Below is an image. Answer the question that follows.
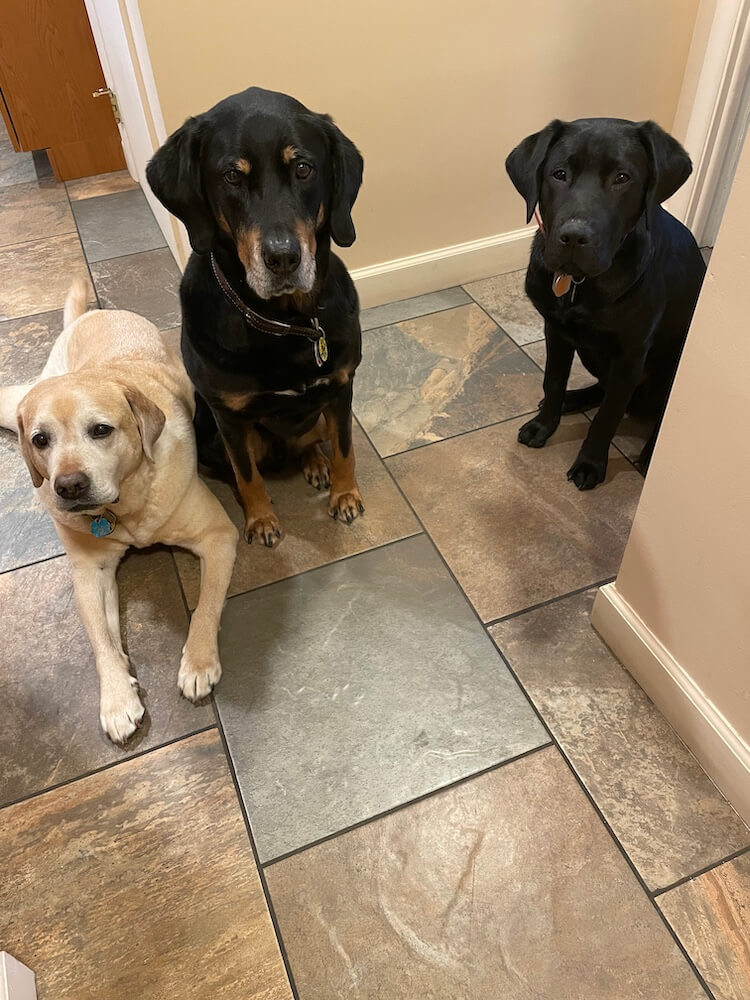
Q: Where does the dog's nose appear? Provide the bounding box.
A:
[262,235,301,276]
[54,472,90,500]
[558,221,593,247]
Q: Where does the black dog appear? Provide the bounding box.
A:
[147,87,364,545]
[506,118,705,489]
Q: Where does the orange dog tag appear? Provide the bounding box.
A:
[553,272,572,297]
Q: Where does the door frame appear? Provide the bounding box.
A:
[669,0,750,246]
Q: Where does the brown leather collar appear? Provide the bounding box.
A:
[210,252,324,344]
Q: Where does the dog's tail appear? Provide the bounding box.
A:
[0,384,33,432]
[63,277,90,328]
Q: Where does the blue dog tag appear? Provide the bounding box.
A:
[90,512,116,537]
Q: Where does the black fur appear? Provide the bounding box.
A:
[506,117,705,489]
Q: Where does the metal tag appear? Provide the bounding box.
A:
[90,510,117,537]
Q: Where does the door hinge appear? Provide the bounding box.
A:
[92,87,121,124]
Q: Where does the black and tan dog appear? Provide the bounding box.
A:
[147,87,364,545]
[506,118,705,489]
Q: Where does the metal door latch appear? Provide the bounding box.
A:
[92,87,121,124]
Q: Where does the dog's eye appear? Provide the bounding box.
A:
[31,432,49,449]
[224,168,242,185]
[295,161,313,180]
[614,171,631,185]
[552,169,567,182]
[90,423,114,439]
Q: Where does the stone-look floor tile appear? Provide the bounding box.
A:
[0,180,75,248]
[490,590,749,889]
[174,422,419,607]
[0,550,213,806]
[72,188,166,263]
[360,286,471,331]
[0,234,94,320]
[90,248,181,330]
[0,311,71,572]
[463,268,544,345]
[0,730,292,1000]
[216,535,547,862]
[388,413,642,621]
[0,123,37,188]
[355,304,540,456]
[658,854,750,1000]
[66,169,139,200]
[523,338,596,392]
[266,748,705,1000]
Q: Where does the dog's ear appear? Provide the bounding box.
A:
[16,408,44,488]
[505,120,565,224]
[146,116,215,254]
[321,115,364,247]
[638,121,692,229]
[122,385,166,462]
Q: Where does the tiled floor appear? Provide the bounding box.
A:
[0,123,747,999]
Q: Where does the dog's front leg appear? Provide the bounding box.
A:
[568,354,646,490]
[323,381,364,524]
[64,539,143,744]
[518,322,574,448]
[214,410,281,546]
[165,480,238,701]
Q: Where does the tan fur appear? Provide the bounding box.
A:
[235,158,252,174]
[0,283,238,745]
[282,145,299,164]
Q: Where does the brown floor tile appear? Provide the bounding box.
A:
[174,422,419,607]
[0,550,213,806]
[90,248,181,330]
[65,170,139,200]
[658,854,750,1000]
[0,730,292,1000]
[355,303,540,456]
[523,338,596,391]
[0,234,94,320]
[463,269,544,345]
[0,308,64,382]
[0,180,75,248]
[388,413,641,621]
[266,747,705,1000]
[491,590,749,889]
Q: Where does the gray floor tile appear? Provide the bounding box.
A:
[90,248,181,330]
[523,338,596,391]
[355,303,540,456]
[0,123,36,188]
[72,188,166,263]
[216,534,548,862]
[360,286,471,331]
[0,549,213,806]
[463,269,544,345]
[490,590,749,889]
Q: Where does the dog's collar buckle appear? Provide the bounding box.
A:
[90,510,117,537]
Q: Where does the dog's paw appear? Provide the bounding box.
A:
[244,512,282,547]
[329,487,364,524]
[567,454,608,490]
[303,449,331,491]
[100,676,145,745]
[518,417,556,448]
[178,648,222,702]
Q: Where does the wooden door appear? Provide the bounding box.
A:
[0,0,126,181]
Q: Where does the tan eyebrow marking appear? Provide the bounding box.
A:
[234,158,252,174]
[282,145,299,164]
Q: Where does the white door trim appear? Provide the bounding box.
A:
[669,0,750,244]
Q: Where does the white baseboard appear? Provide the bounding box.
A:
[350,227,535,309]
[592,583,750,826]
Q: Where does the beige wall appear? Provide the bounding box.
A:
[137,0,698,274]
[594,131,750,820]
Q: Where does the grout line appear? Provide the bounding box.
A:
[168,546,192,621]
[0,724,217,814]
[85,244,172,268]
[356,415,713,997]
[0,551,65,577]
[64,182,102,309]
[652,843,750,898]
[483,576,617,628]
[222,529,423,606]
[261,742,555,869]
[210,700,301,1000]
[0,226,79,252]
[380,408,539,459]
[360,296,472,333]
